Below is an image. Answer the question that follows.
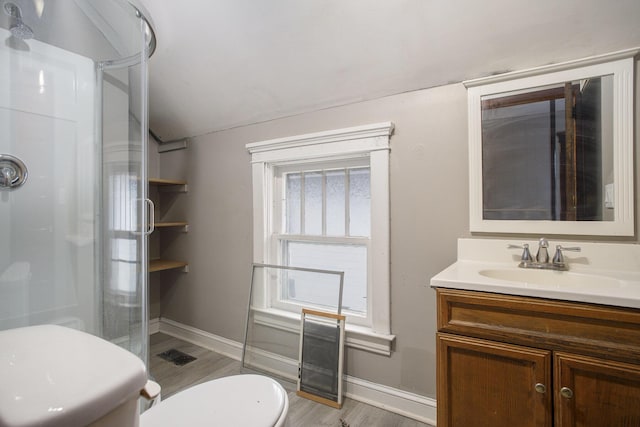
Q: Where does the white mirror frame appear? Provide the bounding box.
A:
[465,48,638,236]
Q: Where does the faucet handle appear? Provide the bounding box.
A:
[552,245,581,265]
[508,243,533,262]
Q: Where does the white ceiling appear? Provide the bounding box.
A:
[139,0,640,141]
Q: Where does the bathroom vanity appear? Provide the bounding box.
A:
[431,239,640,427]
[438,48,640,426]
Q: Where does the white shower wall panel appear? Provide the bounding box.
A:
[0,28,97,331]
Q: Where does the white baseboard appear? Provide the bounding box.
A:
[158,317,243,360]
[152,317,436,425]
[149,317,160,335]
[344,376,436,425]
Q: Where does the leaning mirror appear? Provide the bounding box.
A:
[465,49,636,236]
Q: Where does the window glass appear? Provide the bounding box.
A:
[108,173,137,231]
[110,238,137,293]
[285,173,301,234]
[280,165,370,317]
[283,240,367,314]
[325,170,346,236]
[303,171,323,235]
[107,172,138,294]
[349,168,371,237]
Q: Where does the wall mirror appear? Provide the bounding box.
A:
[465,49,636,236]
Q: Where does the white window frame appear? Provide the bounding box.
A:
[246,122,395,355]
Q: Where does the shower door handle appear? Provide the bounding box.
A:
[145,198,155,235]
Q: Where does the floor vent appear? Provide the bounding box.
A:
[158,349,197,366]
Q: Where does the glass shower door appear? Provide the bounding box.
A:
[100,19,152,363]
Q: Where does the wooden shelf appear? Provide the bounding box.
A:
[148,177,188,276]
[149,259,188,273]
[154,221,188,231]
[149,178,188,192]
[149,178,187,186]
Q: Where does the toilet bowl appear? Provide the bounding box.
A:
[0,325,288,427]
[140,374,289,427]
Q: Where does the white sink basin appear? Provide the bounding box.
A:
[478,268,622,289]
[430,239,640,309]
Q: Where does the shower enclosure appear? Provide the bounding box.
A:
[0,0,155,363]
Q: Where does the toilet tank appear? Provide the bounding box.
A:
[0,325,147,427]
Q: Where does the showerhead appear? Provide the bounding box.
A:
[10,21,33,39]
[4,2,33,40]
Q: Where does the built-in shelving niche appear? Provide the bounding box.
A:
[149,178,188,273]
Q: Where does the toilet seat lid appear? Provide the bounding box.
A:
[141,374,288,427]
[0,325,146,427]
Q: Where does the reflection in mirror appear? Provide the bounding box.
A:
[465,49,636,236]
[481,75,613,222]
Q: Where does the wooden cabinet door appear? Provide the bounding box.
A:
[437,333,552,427]
[555,352,640,427]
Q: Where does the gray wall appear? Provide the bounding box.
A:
[152,65,640,398]
[153,83,467,398]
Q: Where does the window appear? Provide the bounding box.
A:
[106,170,139,296]
[247,122,394,354]
[273,161,370,320]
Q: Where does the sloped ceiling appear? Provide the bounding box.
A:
[139,0,640,141]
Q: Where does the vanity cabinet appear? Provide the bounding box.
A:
[554,352,640,426]
[148,178,188,273]
[438,333,551,427]
[436,288,640,427]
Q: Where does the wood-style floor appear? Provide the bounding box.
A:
[149,333,431,427]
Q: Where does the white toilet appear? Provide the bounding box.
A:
[140,374,288,427]
[0,325,288,427]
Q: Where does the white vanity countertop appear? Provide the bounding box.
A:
[430,238,640,309]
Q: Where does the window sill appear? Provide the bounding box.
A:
[252,307,395,356]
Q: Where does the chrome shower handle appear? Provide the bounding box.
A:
[0,154,28,190]
[1,168,11,186]
[145,198,155,235]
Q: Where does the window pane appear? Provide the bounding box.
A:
[109,173,138,232]
[113,261,137,293]
[304,172,322,235]
[349,168,370,237]
[326,170,346,236]
[112,238,137,262]
[110,238,137,293]
[278,268,343,313]
[285,173,301,234]
[283,241,367,314]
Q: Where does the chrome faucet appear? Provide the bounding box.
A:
[536,238,549,264]
[509,238,581,271]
